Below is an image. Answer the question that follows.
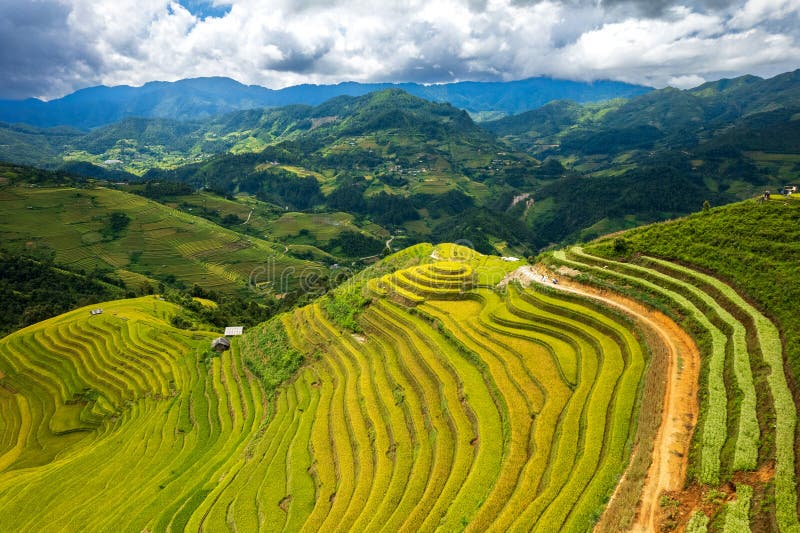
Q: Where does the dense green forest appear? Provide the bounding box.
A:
[0,250,124,337]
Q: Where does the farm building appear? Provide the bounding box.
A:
[211,337,231,352]
[224,326,244,336]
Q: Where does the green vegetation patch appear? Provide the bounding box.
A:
[239,315,304,394]
[322,283,370,332]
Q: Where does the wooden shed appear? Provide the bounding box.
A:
[211,337,231,352]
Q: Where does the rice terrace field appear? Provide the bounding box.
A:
[1,200,800,531]
[0,186,316,295]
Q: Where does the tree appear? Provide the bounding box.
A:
[103,212,131,240]
[221,213,244,226]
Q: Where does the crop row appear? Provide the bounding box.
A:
[258,257,645,530]
[0,297,268,531]
[645,258,798,531]
[554,248,731,484]
[580,248,761,472]
[552,247,799,531]
[0,250,649,531]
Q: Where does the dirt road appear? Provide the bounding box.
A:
[505,266,700,532]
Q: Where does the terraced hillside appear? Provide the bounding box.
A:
[548,244,799,531]
[0,297,270,530]
[0,243,659,531]
[0,185,317,296]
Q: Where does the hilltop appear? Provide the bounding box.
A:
[484,69,800,244]
[487,69,800,158]
[134,90,540,256]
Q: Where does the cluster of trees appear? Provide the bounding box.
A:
[102,212,131,240]
[139,181,193,199]
[0,251,124,337]
[324,230,385,257]
[253,169,323,209]
[431,208,535,256]
[529,164,731,247]
[165,285,277,329]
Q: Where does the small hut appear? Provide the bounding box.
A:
[211,337,231,353]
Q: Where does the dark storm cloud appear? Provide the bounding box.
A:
[0,1,102,99]
[599,0,739,16]
[513,0,741,15]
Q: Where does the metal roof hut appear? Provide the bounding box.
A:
[211,337,231,353]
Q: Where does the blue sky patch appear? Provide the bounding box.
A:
[176,0,231,19]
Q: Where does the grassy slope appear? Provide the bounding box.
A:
[0,185,317,296]
[591,197,800,384]
[578,195,800,530]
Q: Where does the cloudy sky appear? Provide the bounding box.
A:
[1,0,799,100]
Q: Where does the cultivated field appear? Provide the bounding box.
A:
[549,246,799,531]
[0,244,652,531]
[0,186,315,295]
[2,234,798,530]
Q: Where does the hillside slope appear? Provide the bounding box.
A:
[545,195,800,530]
[482,70,800,246]
[488,69,800,154]
[0,184,318,298]
[3,197,800,530]
[136,90,540,255]
[0,243,657,531]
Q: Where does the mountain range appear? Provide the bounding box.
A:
[0,76,651,129]
[0,69,798,254]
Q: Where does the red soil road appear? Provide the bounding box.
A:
[505,265,700,532]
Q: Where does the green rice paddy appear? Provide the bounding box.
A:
[0,186,316,295]
[2,236,797,531]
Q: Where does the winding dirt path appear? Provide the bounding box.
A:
[503,266,700,531]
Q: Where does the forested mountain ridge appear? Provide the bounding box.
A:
[0,90,502,174]
[137,90,541,255]
[486,69,800,168]
[0,76,651,129]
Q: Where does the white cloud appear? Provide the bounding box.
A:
[542,7,800,86]
[1,0,798,99]
[729,0,800,29]
[667,74,706,87]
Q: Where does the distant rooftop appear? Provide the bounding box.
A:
[224,326,244,336]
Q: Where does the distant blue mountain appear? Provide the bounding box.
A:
[0,76,652,129]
